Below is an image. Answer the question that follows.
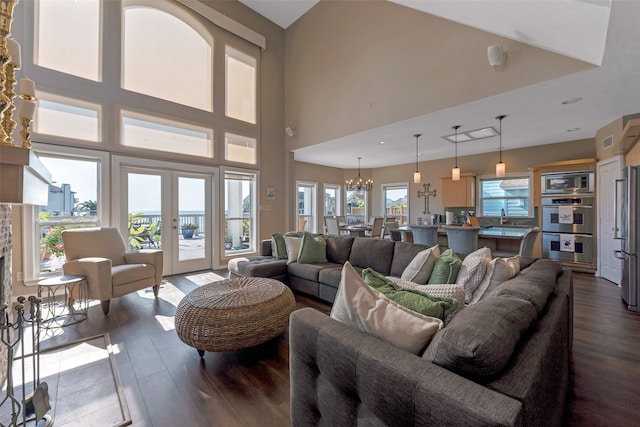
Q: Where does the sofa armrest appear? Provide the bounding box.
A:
[125,249,164,285]
[290,308,523,427]
[63,257,112,302]
[260,239,273,256]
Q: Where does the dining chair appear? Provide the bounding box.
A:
[297,219,307,232]
[442,225,481,257]
[365,217,384,238]
[384,221,400,241]
[324,216,341,236]
[409,225,438,246]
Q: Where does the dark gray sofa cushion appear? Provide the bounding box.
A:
[488,259,561,314]
[325,236,355,264]
[389,241,430,277]
[288,262,341,282]
[233,256,288,278]
[318,266,344,288]
[348,237,395,275]
[423,295,538,379]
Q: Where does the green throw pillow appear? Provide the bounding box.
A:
[428,248,462,284]
[297,232,328,264]
[362,268,458,321]
[271,234,288,259]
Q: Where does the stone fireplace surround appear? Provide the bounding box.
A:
[0,204,12,386]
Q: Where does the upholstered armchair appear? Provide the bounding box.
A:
[62,227,163,315]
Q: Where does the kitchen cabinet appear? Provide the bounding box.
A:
[441,174,475,207]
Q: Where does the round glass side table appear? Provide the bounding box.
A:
[37,275,88,327]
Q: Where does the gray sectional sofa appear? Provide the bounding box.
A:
[229,235,433,303]
[230,234,572,426]
[290,257,572,426]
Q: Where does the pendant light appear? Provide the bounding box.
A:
[413,134,422,184]
[496,115,507,177]
[451,125,461,181]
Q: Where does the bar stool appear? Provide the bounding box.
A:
[442,226,481,257]
[409,225,438,246]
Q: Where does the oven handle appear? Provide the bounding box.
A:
[614,178,625,240]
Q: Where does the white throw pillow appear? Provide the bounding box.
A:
[330,262,443,354]
[283,235,302,265]
[469,255,521,304]
[400,245,440,284]
[456,247,492,303]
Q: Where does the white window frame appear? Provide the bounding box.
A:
[477,173,534,218]
[221,167,259,258]
[323,184,341,216]
[297,181,317,233]
[23,144,110,284]
[381,182,409,225]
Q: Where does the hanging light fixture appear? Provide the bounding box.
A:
[413,133,422,184]
[346,157,373,192]
[495,115,507,177]
[451,125,461,181]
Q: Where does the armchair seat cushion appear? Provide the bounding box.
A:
[111,263,155,287]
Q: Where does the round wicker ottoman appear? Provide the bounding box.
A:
[175,277,296,357]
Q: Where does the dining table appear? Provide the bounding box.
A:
[340,223,372,237]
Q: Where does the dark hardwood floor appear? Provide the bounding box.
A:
[36,270,639,426]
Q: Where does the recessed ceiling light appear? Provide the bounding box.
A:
[378,141,385,145]
[562,97,583,105]
[566,127,581,132]
[468,127,498,139]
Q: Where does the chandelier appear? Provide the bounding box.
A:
[346,157,373,192]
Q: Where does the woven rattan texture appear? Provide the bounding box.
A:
[175,277,296,352]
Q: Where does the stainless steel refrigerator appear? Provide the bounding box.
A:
[615,165,640,312]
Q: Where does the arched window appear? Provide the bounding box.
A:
[122,5,213,111]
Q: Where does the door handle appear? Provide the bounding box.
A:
[614,178,625,239]
[614,250,627,260]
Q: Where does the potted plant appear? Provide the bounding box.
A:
[224,235,233,249]
[42,225,66,258]
[181,223,198,239]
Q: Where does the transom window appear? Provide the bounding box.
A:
[35,93,101,142]
[479,175,533,217]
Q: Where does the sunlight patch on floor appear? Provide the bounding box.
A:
[154,315,176,331]
[185,271,226,286]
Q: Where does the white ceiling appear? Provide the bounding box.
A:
[239,0,640,169]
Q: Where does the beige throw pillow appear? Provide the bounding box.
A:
[456,247,492,303]
[400,245,440,284]
[469,255,521,304]
[283,235,302,265]
[330,262,443,354]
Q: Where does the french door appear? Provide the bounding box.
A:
[118,161,216,275]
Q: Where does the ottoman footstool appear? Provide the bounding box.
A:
[175,276,296,357]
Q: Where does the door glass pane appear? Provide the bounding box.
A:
[127,173,162,250]
[35,0,100,81]
[178,177,205,261]
[38,156,99,276]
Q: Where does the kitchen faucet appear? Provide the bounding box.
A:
[500,208,508,225]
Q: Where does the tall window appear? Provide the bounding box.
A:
[224,170,257,255]
[297,182,316,232]
[36,155,101,277]
[324,184,340,216]
[382,184,408,225]
[479,175,532,217]
[35,0,101,81]
[225,46,257,124]
[345,190,367,224]
[123,5,213,110]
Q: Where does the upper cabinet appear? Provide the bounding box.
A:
[441,174,475,207]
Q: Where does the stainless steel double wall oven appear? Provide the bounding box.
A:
[541,171,595,265]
